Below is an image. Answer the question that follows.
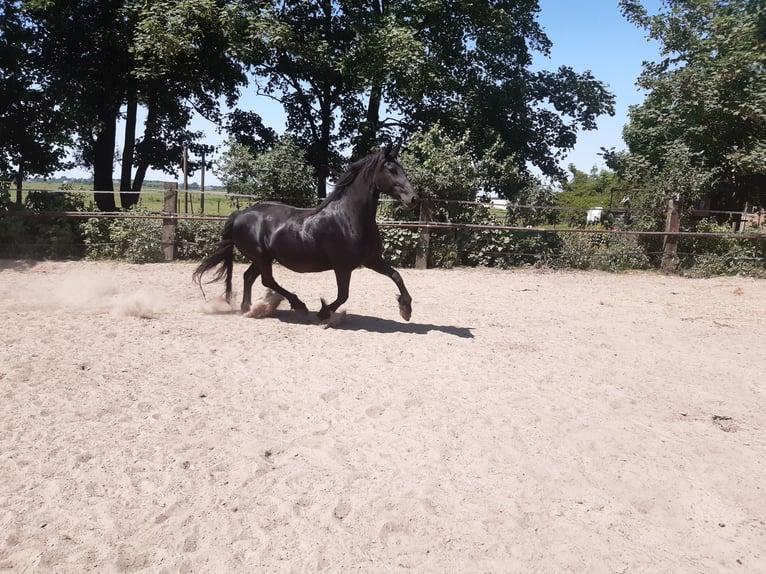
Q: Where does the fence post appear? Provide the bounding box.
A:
[415,199,432,269]
[661,195,681,273]
[161,182,178,261]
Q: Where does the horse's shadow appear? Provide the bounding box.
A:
[273,310,474,338]
[0,259,39,272]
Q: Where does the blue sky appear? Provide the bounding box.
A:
[533,0,662,174]
[59,1,663,186]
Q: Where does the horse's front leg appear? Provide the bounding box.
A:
[363,257,413,321]
[318,269,351,321]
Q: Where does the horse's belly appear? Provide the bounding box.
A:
[270,231,334,273]
[277,255,332,273]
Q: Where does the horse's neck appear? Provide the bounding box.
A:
[335,178,379,221]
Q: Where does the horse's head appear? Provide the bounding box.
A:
[374,145,419,210]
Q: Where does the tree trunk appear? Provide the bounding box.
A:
[353,0,384,160]
[120,96,139,210]
[130,95,158,197]
[354,85,382,160]
[92,104,117,211]
[316,172,328,199]
[132,161,149,193]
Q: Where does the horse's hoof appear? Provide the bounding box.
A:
[317,298,331,320]
[321,310,346,329]
[246,290,283,318]
[246,301,272,318]
[293,306,309,315]
[399,307,411,321]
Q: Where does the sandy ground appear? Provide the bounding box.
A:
[0,260,764,573]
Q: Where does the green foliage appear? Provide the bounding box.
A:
[380,226,419,268]
[175,218,225,261]
[607,142,717,232]
[0,190,87,257]
[557,227,651,271]
[82,208,164,263]
[458,205,561,268]
[619,0,766,209]
[680,219,766,277]
[556,165,632,227]
[506,180,559,227]
[0,0,71,182]
[400,125,477,204]
[215,137,317,207]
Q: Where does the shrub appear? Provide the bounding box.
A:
[176,218,225,261]
[681,219,765,277]
[82,208,164,263]
[380,226,419,268]
[557,227,651,271]
[0,190,88,258]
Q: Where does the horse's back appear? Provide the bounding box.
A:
[231,203,332,271]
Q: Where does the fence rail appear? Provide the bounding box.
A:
[2,209,764,240]
[2,188,764,273]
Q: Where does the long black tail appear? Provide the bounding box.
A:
[192,211,238,301]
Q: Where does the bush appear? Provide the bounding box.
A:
[82,208,164,263]
[176,218,225,261]
[557,227,651,271]
[0,190,88,258]
[681,219,766,277]
[380,226,419,267]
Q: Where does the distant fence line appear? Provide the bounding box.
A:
[3,187,764,273]
[13,187,764,225]
[2,209,764,241]
[14,186,761,217]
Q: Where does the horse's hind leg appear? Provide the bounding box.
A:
[259,260,308,313]
[240,263,260,312]
[363,257,413,321]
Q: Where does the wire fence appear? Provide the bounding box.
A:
[2,187,764,274]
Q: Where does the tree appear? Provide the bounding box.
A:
[24,0,248,210]
[240,0,365,198]
[0,0,70,202]
[240,0,615,197]
[382,0,616,180]
[400,124,477,205]
[25,0,135,210]
[619,0,766,211]
[129,0,250,199]
[215,136,316,207]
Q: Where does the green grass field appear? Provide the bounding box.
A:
[15,180,233,215]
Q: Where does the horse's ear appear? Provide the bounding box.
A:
[383,143,402,159]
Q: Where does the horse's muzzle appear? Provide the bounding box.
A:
[401,194,419,211]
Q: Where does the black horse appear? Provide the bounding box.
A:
[193,147,419,321]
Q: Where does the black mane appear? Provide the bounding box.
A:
[315,151,386,211]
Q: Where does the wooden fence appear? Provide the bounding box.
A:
[2,188,764,271]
